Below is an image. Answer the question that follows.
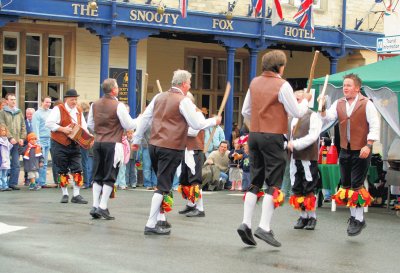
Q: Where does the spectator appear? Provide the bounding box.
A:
[0,93,27,190]
[0,124,13,191]
[228,137,244,191]
[231,122,240,146]
[49,100,62,186]
[32,96,52,188]
[79,101,92,189]
[205,140,230,188]
[204,115,225,157]
[0,98,7,110]
[25,108,35,134]
[141,126,158,190]
[241,143,250,192]
[125,129,138,189]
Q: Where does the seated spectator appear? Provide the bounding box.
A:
[205,140,230,188]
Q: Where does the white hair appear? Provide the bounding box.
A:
[171,69,191,86]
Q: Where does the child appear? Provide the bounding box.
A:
[228,137,244,191]
[241,142,250,192]
[125,129,138,189]
[20,132,44,190]
[0,124,13,191]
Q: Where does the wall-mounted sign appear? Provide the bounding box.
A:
[284,26,315,40]
[377,35,400,54]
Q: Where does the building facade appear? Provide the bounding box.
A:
[0,0,384,136]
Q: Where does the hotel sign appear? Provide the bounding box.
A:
[284,26,315,40]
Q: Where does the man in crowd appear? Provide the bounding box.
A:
[204,115,225,157]
[237,50,311,247]
[32,97,52,188]
[133,69,220,235]
[46,89,88,204]
[204,140,230,188]
[87,78,137,220]
[320,73,379,236]
[0,93,26,190]
[25,108,35,134]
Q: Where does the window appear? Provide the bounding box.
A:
[48,82,63,104]
[48,36,64,76]
[217,59,227,91]
[186,56,198,89]
[25,82,40,109]
[2,81,17,99]
[234,61,242,92]
[26,34,41,75]
[202,58,212,90]
[2,32,19,74]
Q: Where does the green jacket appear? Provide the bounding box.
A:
[0,107,27,140]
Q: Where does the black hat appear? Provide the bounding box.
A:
[64,89,80,98]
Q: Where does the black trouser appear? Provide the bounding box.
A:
[248,132,286,195]
[179,150,204,186]
[92,142,119,187]
[339,149,371,190]
[291,160,319,196]
[51,140,82,174]
[149,145,183,193]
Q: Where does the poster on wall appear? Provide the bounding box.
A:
[109,68,142,114]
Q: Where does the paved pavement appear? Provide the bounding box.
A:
[1,185,399,273]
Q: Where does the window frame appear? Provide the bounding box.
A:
[2,31,20,75]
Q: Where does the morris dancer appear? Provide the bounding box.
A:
[87,78,137,220]
[177,92,209,218]
[237,50,311,247]
[133,70,220,235]
[320,73,379,236]
[46,89,88,204]
[288,91,322,231]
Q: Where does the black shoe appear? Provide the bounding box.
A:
[304,217,317,230]
[144,225,171,235]
[254,227,281,247]
[60,195,69,203]
[9,185,20,190]
[294,217,309,229]
[178,205,196,214]
[237,223,257,246]
[90,207,101,219]
[186,209,205,217]
[347,216,356,234]
[347,219,366,236]
[94,207,115,220]
[156,220,172,228]
[71,195,88,204]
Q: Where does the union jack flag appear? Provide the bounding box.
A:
[179,0,188,19]
[253,0,263,17]
[293,0,314,33]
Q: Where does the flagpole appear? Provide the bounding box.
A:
[260,0,266,45]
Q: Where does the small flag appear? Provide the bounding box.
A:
[271,0,283,26]
[253,0,263,17]
[293,0,314,33]
[179,0,188,19]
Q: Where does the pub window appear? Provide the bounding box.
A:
[26,34,42,75]
[234,61,242,92]
[233,96,240,125]
[2,32,19,74]
[2,81,18,99]
[186,56,198,89]
[48,36,64,77]
[48,82,63,104]
[25,82,40,110]
[202,58,213,90]
[217,59,227,91]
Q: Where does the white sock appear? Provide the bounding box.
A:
[308,211,316,219]
[196,190,204,211]
[92,182,102,208]
[61,187,68,196]
[73,183,80,197]
[242,192,257,228]
[99,185,113,210]
[259,194,274,232]
[157,212,166,221]
[350,207,356,217]
[300,211,307,219]
[187,200,195,207]
[146,193,163,228]
[355,207,364,222]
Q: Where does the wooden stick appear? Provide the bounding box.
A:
[305,50,320,94]
[203,82,231,153]
[156,80,163,93]
[318,74,330,112]
[141,73,148,114]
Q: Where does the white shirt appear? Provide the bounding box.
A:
[46,103,88,132]
[242,78,309,120]
[321,94,380,142]
[133,87,217,144]
[87,97,137,131]
[290,112,322,151]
